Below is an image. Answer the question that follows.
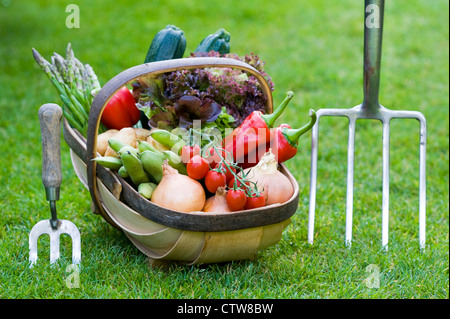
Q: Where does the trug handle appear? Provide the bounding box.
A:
[38,103,63,202]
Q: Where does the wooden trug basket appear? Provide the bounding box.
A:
[63,57,300,265]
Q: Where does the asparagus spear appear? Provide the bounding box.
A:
[32,44,103,136]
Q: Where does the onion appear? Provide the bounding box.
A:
[151,162,205,212]
[243,149,294,205]
[202,187,231,213]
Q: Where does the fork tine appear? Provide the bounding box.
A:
[29,227,41,268]
[418,114,427,250]
[382,119,390,250]
[308,113,320,245]
[49,229,61,264]
[345,116,356,247]
[387,110,427,249]
[62,220,82,265]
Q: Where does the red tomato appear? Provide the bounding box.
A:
[215,161,236,183]
[101,87,141,130]
[226,189,247,211]
[187,155,210,180]
[204,147,221,167]
[205,170,227,193]
[245,195,265,210]
[181,144,201,164]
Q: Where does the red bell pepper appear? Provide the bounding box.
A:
[101,87,141,130]
[223,91,294,164]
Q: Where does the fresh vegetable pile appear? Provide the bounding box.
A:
[33,25,317,214]
[93,97,315,212]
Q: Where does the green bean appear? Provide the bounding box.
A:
[140,150,164,183]
[120,151,150,186]
[138,182,157,199]
[92,156,123,170]
[118,145,139,157]
[108,138,129,153]
[150,129,186,154]
[118,166,129,179]
[137,140,160,153]
[162,150,187,175]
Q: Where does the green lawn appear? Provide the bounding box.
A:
[0,0,448,300]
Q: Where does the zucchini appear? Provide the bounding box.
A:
[144,25,187,63]
[195,28,231,55]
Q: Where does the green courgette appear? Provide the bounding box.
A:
[195,28,231,55]
[144,25,187,63]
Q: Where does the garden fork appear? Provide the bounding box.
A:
[308,0,426,250]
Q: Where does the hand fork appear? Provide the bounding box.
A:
[29,103,81,267]
[308,0,426,250]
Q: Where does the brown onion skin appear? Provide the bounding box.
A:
[151,163,206,212]
[202,187,231,212]
[243,150,294,205]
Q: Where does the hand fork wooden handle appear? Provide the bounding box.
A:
[38,103,63,229]
[308,0,426,250]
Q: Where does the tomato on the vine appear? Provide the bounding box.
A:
[204,147,220,167]
[204,170,227,193]
[215,161,236,183]
[245,195,265,209]
[187,155,210,180]
[180,144,201,164]
[228,177,237,189]
[226,189,247,211]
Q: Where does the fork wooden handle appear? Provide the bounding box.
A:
[38,103,63,201]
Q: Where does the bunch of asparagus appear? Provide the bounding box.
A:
[32,43,102,136]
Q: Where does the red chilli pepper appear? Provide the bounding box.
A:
[223,91,294,165]
[239,123,290,169]
[240,110,317,168]
[101,87,141,130]
[272,109,317,163]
